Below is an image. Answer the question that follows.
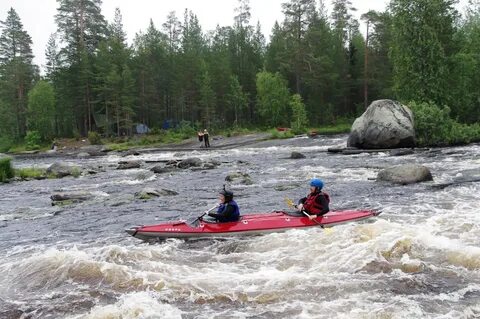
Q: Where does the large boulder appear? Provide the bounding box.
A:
[348,100,415,149]
[46,162,80,178]
[377,164,433,185]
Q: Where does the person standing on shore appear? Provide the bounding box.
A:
[203,129,210,148]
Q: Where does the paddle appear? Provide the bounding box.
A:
[173,205,219,226]
[284,197,324,228]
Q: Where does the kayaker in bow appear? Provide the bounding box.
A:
[296,178,330,220]
[207,188,240,222]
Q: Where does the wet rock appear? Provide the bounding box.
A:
[202,162,216,170]
[290,151,306,159]
[158,188,178,196]
[400,260,424,273]
[79,145,104,156]
[86,150,104,157]
[77,152,90,158]
[209,159,221,166]
[51,191,93,205]
[360,260,393,274]
[431,168,480,189]
[123,149,140,156]
[177,157,202,169]
[135,171,155,180]
[381,238,413,261]
[274,184,298,191]
[117,160,141,170]
[135,187,161,199]
[46,162,81,178]
[151,166,176,174]
[225,172,253,185]
[135,187,178,199]
[389,149,414,156]
[166,160,180,166]
[377,164,433,185]
[348,99,415,149]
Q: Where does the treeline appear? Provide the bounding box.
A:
[1,0,480,148]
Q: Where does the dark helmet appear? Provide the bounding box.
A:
[219,189,234,201]
[310,178,324,190]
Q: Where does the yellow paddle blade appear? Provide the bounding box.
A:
[284,197,295,208]
[323,227,334,235]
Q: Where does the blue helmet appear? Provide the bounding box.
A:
[310,178,324,189]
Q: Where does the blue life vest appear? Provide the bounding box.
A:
[216,200,240,222]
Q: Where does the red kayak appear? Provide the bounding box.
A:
[126,210,380,241]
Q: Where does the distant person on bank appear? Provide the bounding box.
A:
[203,129,210,148]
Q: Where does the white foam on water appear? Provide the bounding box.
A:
[67,291,182,319]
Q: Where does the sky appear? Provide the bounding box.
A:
[0,0,469,72]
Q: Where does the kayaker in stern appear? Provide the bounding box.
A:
[207,189,240,222]
[296,178,330,220]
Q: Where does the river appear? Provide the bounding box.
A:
[1,135,479,318]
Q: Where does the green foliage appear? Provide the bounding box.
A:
[27,80,56,141]
[290,94,309,134]
[15,167,46,180]
[409,101,480,146]
[310,123,352,135]
[71,167,82,178]
[256,71,290,126]
[226,75,248,126]
[0,136,13,152]
[0,157,14,182]
[390,0,457,104]
[87,131,102,145]
[270,129,295,139]
[176,121,197,138]
[24,131,41,150]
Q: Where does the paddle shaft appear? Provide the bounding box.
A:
[173,205,218,226]
[285,197,324,228]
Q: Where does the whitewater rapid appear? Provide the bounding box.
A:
[1,135,479,318]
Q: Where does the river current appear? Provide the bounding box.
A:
[1,135,479,318]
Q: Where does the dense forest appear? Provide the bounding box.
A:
[1,0,480,149]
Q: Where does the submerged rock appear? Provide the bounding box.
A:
[151,166,176,174]
[225,172,253,185]
[117,161,141,170]
[51,191,94,205]
[348,99,415,149]
[389,149,415,156]
[290,151,306,159]
[177,157,202,169]
[377,164,433,185]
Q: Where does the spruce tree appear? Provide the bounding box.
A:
[0,8,36,138]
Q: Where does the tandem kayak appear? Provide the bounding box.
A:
[125,209,380,241]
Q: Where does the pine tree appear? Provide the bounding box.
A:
[0,8,36,138]
[95,8,135,136]
[55,0,107,134]
[281,0,316,94]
